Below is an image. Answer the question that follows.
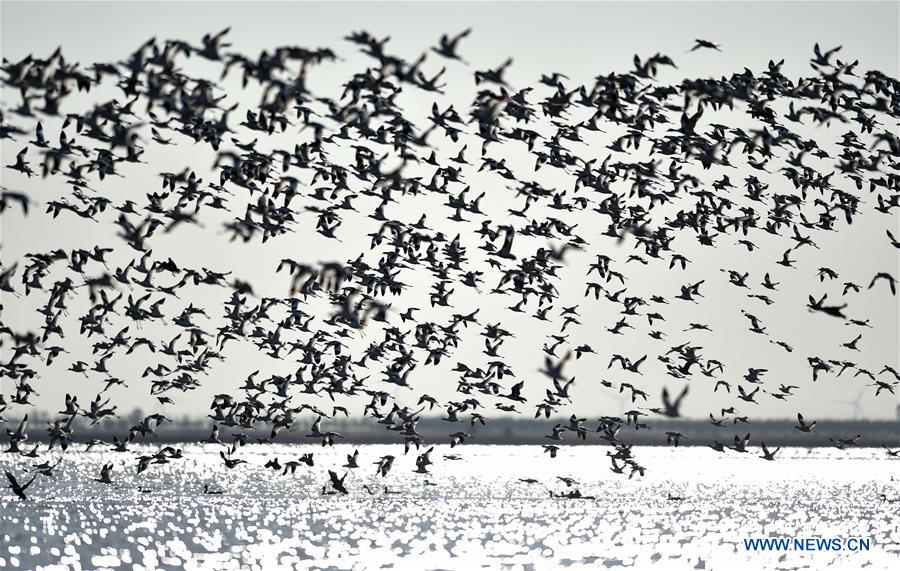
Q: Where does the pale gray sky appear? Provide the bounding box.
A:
[1,1,898,422]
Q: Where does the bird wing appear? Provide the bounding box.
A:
[675,384,689,406]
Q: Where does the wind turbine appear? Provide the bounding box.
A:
[598,388,628,415]
[833,387,866,421]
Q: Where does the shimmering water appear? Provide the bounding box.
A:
[1,445,898,570]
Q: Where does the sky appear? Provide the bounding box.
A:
[1,1,899,423]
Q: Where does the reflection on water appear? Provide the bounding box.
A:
[1,445,898,569]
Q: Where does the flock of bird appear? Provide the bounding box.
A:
[2,28,900,500]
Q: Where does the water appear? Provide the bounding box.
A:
[1,444,898,569]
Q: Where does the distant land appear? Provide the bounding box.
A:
[20,410,900,448]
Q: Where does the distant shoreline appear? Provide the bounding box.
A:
[19,417,900,448]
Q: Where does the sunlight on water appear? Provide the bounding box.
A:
[1,444,898,569]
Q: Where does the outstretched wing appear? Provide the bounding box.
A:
[674,384,689,406]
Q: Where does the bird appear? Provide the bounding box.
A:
[689,39,722,52]
[328,470,349,495]
[414,447,435,473]
[375,455,395,477]
[732,434,752,453]
[869,272,897,295]
[661,385,689,417]
[6,471,37,500]
[831,435,862,450]
[6,148,35,177]
[759,442,780,461]
[794,413,816,433]
[737,385,760,404]
[666,432,686,447]
[432,29,472,62]
[95,463,114,484]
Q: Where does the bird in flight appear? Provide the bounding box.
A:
[689,39,722,52]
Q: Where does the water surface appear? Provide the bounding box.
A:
[1,444,898,569]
